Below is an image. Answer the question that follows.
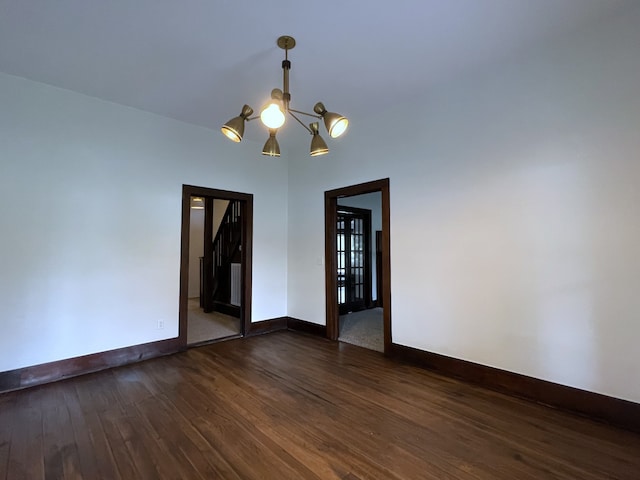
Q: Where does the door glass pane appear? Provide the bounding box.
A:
[338,286,345,304]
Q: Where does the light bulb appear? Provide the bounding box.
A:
[260,104,285,129]
[329,117,349,138]
[260,103,286,129]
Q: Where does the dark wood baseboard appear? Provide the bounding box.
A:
[0,315,294,394]
[286,317,327,337]
[0,337,183,394]
[212,301,241,318]
[246,316,328,338]
[10,321,635,437]
[246,317,288,337]
[388,342,640,434]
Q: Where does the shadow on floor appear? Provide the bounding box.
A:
[339,307,383,352]
[187,298,241,345]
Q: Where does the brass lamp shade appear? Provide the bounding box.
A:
[313,102,349,138]
[221,104,254,142]
[262,129,281,157]
[309,122,329,156]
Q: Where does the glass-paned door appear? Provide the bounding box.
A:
[337,206,371,314]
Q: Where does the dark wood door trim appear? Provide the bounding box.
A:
[202,197,215,312]
[375,230,383,308]
[325,178,391,353]
[180,185,253,345]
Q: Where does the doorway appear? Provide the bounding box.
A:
[179,185,253,347]
[325,179,391,353]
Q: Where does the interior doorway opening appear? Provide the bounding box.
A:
[336,199,381,351]
[325,179,391,353]
[179,185,253,347]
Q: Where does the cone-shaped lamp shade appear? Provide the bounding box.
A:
[262,129,281,157]
[309,122,329,156]
[325,112,349,138]
[221,104,253,142]
[313,102,349,138]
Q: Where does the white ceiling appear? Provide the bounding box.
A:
[0,0,633,146]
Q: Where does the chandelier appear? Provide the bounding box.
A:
[221,36,349,157]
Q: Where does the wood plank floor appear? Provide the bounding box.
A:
[1,331,639,479]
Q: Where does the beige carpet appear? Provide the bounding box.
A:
[187,298,241,345]
[339,307,384,352]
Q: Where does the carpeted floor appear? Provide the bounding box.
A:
[187,298,241,345]
[339,307,384,352]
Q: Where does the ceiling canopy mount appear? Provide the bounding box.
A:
[276,35,296,50]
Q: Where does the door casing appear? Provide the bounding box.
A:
[179,185,253,347]
[324,178,391,353]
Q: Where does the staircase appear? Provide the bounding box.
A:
[202,200,242,317]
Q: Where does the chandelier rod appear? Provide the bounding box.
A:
[288,107,321,118]
[279,36,321,131]
[282,41,291,111]
[288,110,313,134]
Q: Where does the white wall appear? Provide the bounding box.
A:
[212,199,230,239]
[0,73,288,372]
[287,7,640,403]
[3,6,639,406]
[187,207,204,298]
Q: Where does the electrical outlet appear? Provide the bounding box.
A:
[157,319,165,330]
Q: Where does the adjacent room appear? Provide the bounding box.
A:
[186,195,243,345]
[1,1,639,478]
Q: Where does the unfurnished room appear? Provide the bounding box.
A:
[1,1,639,478]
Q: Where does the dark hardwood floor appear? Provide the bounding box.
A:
[1,331,639,479]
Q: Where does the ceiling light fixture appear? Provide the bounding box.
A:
[221,36,348,157]
[191,197,205,209]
